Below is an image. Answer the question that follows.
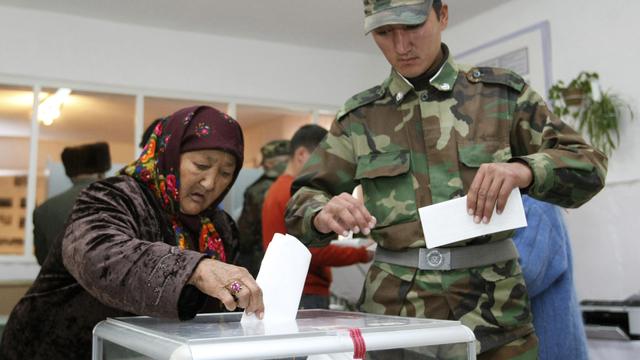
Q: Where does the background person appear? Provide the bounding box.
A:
[514,196,588,360]
[0,106,263,360]
[236,139,290,277]
[262,124,374,309]
[285,1,607,358]
[33,142,111,265]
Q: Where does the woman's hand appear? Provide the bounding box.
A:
[188,259,264,318]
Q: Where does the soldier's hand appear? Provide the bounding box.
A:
[313,192,376,237]
[466,162,532,224]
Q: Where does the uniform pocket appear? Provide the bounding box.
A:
[355,150,417,227]
[457,139,512,191]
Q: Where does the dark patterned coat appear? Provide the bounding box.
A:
[0,175,239,359]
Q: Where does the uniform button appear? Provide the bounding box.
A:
[441,83,450,90]
[473,70,482,78]
[420,93,429,101]
[396,92,404,102]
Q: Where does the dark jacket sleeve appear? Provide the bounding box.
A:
[62,177,206,319]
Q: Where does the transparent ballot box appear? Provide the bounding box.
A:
[93,309,476,360]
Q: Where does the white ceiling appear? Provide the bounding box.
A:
[0,0,512,54]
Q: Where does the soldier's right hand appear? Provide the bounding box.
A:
[313,192,376,237]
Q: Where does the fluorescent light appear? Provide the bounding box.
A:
[38,88,71,126]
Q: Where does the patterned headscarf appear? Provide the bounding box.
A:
[121,106,244,262]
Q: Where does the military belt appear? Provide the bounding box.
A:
[374,238,518,271]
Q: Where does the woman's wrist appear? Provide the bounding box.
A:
[188,258,212,287]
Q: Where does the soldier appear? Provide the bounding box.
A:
[236,139,290,277]
[285,1,607,359]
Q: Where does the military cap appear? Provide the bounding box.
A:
[61,142,111,178]
[363,0,433,34]
[260,140,290,160]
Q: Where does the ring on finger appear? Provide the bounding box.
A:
[227,280,243,296]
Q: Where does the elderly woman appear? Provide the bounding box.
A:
[0,106,263,359]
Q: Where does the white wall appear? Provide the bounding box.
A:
[445,0,640,301]
[0,5,389,108]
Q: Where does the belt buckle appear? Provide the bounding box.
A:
[418,248,451,270]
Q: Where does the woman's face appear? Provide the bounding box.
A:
[179,149,236,215]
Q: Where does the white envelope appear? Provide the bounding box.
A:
[241,233,311,325]
[418,188,527,248]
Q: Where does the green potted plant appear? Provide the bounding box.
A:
[548,71,634,156]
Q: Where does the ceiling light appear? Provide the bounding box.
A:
[38,88,71,126]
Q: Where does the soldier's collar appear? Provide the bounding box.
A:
[430,55,459,92]
[386,51,458,105]
[386,71,414,104]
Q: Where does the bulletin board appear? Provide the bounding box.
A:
[456,21,553,100]
[0,173,46,255]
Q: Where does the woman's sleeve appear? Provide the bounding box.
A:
[62,178,206,319]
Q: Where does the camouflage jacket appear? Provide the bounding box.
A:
[236,174,278,276]
[286,53,607,250]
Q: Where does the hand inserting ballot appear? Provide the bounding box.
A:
[188,258,264,318]
[313,192,376,237]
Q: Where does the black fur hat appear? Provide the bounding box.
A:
[61,142,111,178]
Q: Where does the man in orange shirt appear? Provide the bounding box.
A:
[262,124,374,309]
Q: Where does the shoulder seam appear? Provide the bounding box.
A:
[336,85,385,121]
[469,66,526,93]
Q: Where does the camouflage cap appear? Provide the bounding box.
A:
[260,139,290,160]
[363,0,432,34]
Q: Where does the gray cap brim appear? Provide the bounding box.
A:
[364,1,432,34]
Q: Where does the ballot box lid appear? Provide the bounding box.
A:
[93,309,476,359]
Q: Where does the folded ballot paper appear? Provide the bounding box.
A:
[241,233,311,328]
[418,187,527,248]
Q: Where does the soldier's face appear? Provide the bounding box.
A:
[371,5,448,78]
[179,149,236,215]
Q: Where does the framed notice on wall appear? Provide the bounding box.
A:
[456,21,552,100]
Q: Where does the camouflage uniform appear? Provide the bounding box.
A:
[285,51,607,356]
[236,140,290,277]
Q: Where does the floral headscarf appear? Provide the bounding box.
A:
[121,106,244,262]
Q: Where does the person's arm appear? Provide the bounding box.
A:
[510,86,607,206]
[285,119,374,246]
[309,245,372,268]
[466,85,607,222]
[515,198,569,298]
[61,180,213,319]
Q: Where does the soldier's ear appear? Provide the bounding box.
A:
[439,4,449,29]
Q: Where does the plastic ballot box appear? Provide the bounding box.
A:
[93,309,476,360]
